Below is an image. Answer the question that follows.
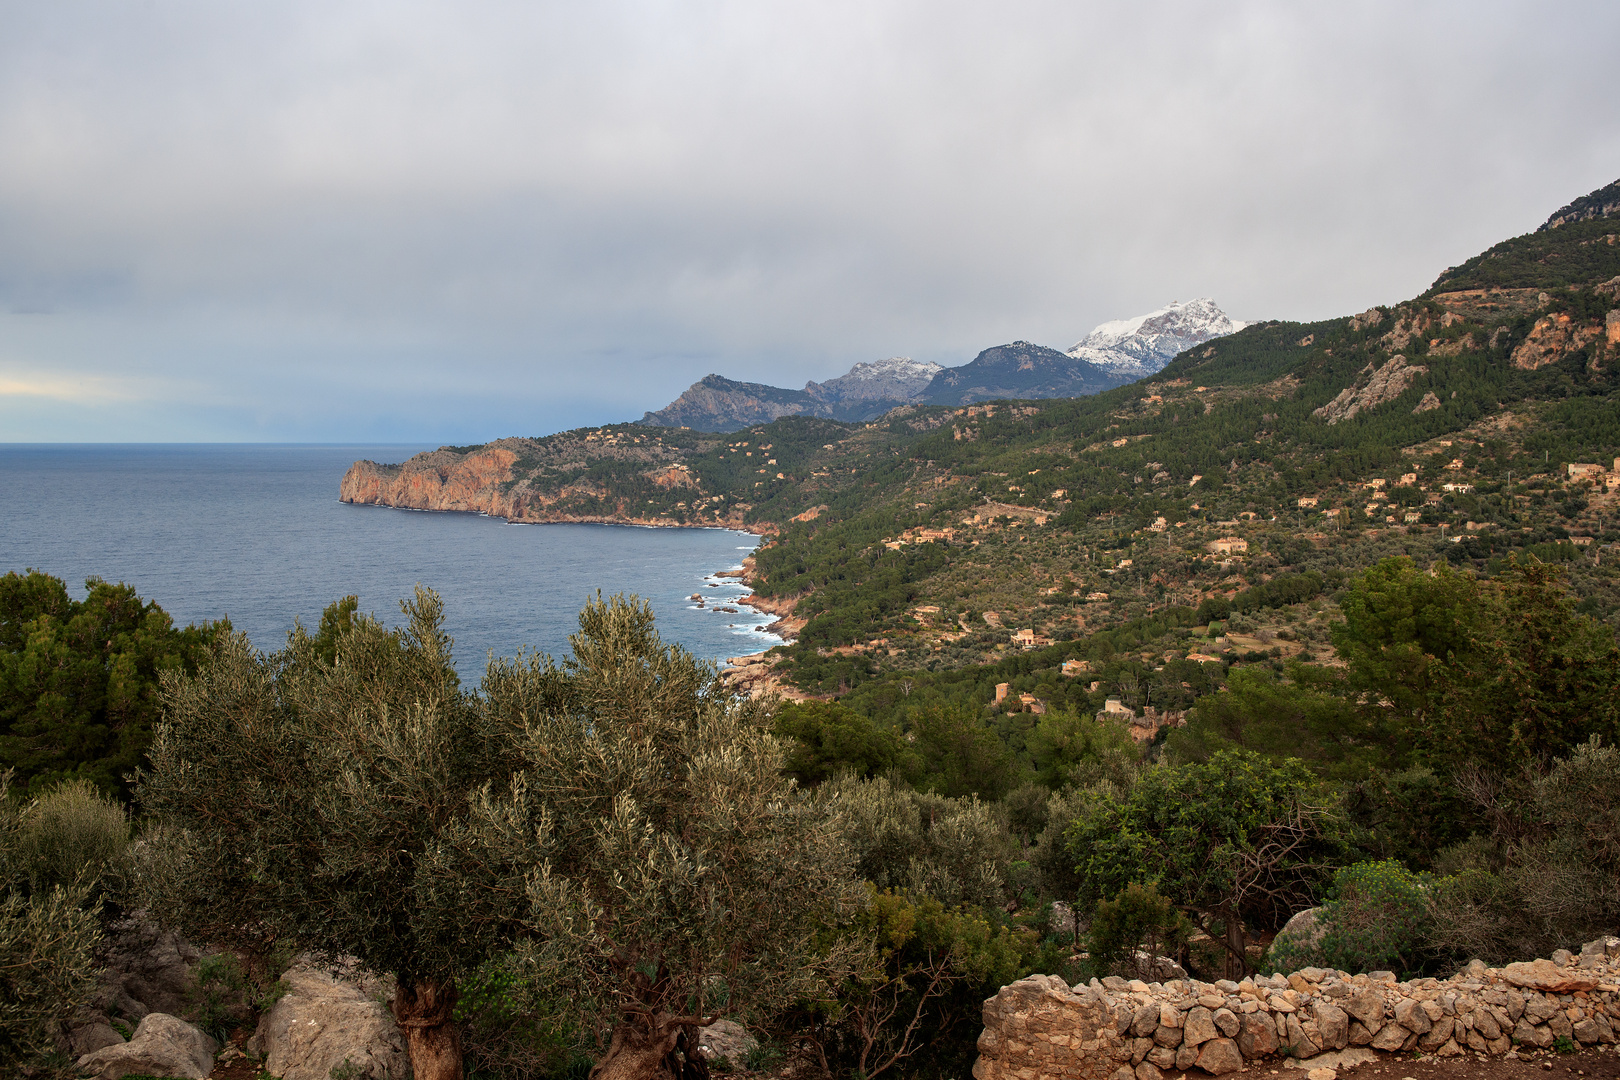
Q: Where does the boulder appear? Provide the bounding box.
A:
[1370,1023,1410,1051]
[1270,908,1325,961]
[70,1021,126,1057]
[1194,1036,1243,1076]
[1213,1006,1240,1038]
[248,963,408,1080]
[96,915,202,1019]
[1500,959,1599,993]
[696,1020,756,1068]
[1238,1011,1279,1058]
[1313,1002,1350,1050]
[76,1013,217,1080]
[1182,1006,1218,1046]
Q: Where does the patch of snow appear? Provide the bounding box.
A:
[1067,299,1245,377]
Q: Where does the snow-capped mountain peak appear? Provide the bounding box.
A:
[1067,298,1245,377]
[840,357,944,384]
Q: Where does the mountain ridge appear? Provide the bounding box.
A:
[638,300,1244,432]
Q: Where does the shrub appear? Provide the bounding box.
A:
[1087,883,1190,978]
[0,772,106,1074]
[14,777,131,895]
[823,774,1015,910]
[1267,860,1435,977]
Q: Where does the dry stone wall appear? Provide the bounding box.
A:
[974,937,1620,1080]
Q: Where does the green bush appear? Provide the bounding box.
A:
[0,772,106,1074]
[1087,883,1190,978]
[1267,860,1435,977]
[823,774,1016,910]
[14,777,131,895]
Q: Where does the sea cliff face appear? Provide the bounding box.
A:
[339,437,753,529]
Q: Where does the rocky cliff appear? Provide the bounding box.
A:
[339,431,752,529]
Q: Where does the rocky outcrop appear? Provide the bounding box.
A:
[248,962,409,1080]
[1312,357,1427,425]
[77,1013,217,1080]
[339,437,751,529]
[1538,178,1620,231]
[973,938,1620,1080]
[1511,312,1603,370]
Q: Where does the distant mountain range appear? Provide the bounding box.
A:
[637,299,1244,432]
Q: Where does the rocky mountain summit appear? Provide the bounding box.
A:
[921,340,1130,404]
[1538,177,1620,232]
[637,359,945,431]
[1066,298,1246,378]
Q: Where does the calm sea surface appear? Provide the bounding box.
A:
[0,445,779,671]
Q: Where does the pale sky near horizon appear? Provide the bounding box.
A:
[1,1,1617,443]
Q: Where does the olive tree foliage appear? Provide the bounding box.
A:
[138,589,528,1080]
[818,774,1015,911]
[470,595,867,1080]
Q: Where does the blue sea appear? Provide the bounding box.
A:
[0,444,780,672]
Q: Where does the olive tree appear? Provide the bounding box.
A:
[472,595,866,1080]
[139,589,524,1080]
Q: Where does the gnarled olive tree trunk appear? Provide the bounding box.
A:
[590,1013,709,1080]
[394,977,462,1080]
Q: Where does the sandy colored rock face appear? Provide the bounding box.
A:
[77,1013,217,1080]
[1501,958,1600,993]
[248,964,409,1080]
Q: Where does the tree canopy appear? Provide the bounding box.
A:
[0,570,224,800]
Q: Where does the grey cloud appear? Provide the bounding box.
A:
[0,0,1616,440]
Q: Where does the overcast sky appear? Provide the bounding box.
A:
[1,1,1617,443]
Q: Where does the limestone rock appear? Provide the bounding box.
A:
[1213,1006,1240,1038]
[248,963,408,1080]
[1501,959,1599,993]
[1344,987,1385,1031]
[1393,998,1431,1034]
[1132,1003,1160,1037]
[1183,1006,1218,1046]
[1238,1010,1279,1058]
[70,1021,126,1058]
[1135,1062,1164,1080]
[1284,1049,1378,1071]
[696,1020,756,1068]
[1271,907,1326,959]
[1313,1002,1349,1050]
[1194,1036,1243,1075]
[1370,1022,1410,1051]
[1348,1022,1374,1046]
[76,1013,217,1080]
[1285,1013,1321,1057]
[1175,1042,1200,1071]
